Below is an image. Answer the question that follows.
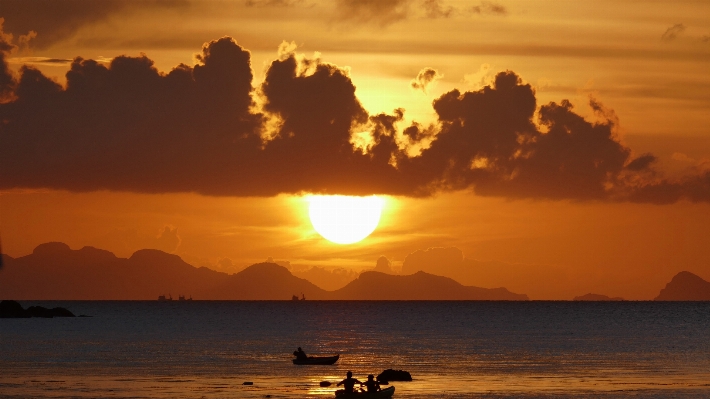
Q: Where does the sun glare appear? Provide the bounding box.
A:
[307,195,384,244]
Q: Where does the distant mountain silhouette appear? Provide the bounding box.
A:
[330,271,528,300]
[0,242,528,300]
[654,271,710,301]
[573,293,624,301]
[202,262,329,300]
[0,243,226,300]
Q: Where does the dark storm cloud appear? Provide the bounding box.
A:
[0,21,16,100]
[661,23,686,41]
[410,67,442,93]
[395,73,632,200]
[0,32,707,203]
[0,0,188,49]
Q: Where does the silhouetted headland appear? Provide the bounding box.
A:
[654,271,710,301]
[331,271,528,300]
[573,293,624,301]
[0,300,75,318]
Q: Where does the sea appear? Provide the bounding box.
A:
[1,301,709,398]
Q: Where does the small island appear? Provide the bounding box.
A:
[0,300,76,318]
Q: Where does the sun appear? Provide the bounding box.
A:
[307,195,384,244]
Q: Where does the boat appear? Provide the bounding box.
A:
[158,294,173,301]
[178,295,193,301]
[291,293,306,301]
[292,354,340,365]
[335,386,395,398]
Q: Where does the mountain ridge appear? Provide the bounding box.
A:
[654,271,710,301]
[0,242,527,300]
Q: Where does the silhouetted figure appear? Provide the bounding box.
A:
[364,374,380,393]
[293,347,307,360]
[337,371,362,394]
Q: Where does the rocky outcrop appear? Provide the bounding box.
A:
[377,369,412,382]
[654,271,710,301]
[0,300,75,318]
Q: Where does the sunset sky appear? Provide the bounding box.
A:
[1,0,709,299]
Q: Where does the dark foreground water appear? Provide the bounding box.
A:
[1,301,709,398]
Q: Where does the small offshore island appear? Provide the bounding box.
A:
[0,300,75,318]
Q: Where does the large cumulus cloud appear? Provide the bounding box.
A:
[1,32,708,203]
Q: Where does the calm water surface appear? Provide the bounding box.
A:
[1,301,709,398]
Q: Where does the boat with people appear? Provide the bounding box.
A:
[335,386,395,398]
[292,354,340,365]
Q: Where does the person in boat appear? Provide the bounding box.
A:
[293,347,307,360]
[363,374,380,393]
[337,371,362,394]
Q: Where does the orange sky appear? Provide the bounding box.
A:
[1,0,709,299]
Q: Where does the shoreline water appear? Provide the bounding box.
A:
[2,301,709,398]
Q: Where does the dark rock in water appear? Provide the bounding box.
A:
[242,381,253,385]
[0,300,29,318]
[0,300,75,318]
[319,381,331,387]
[26,306,76,318]
[377,369,412,382]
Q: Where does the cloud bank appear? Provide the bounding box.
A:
[0,0,189,49]
[1,32,708,203]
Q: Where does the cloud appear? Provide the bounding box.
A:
[661,23,686,41]
[8,57,73,66]
[334,0,501,25]
[155,226,181,253]
[334,0,410,27]
[402,247,463,276]
[0,32,708,203]
[372,255,394,273]
[423,0,454,18]
[0,0,188,49]
[463,63,492,88]
[0,20,17,101]
[410,67,443,93]
[469,1,507,15]
[245,0,306,7]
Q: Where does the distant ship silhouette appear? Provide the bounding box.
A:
[158,294,193,301]
[292,293,306,301]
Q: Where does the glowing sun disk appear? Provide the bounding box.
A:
[308,195,384,244]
